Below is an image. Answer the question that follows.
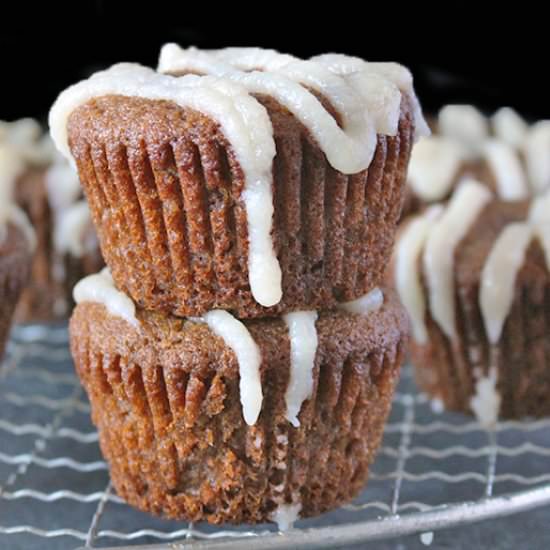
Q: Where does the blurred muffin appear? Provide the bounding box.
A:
[403,105,549,217]
[0,202,34,356]
[69,271,408,524]
[0,119,103,321]
[392,179,550,425]
[50,45,428,318]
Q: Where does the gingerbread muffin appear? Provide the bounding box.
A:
[0,120,103,321]
[50,46,428,318]
[402,105,549,217]
[69,271,407,524]
[0,204,34,356]
[392,179,550,425]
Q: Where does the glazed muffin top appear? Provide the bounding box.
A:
[406,104,550,208]
[49,45,428,310]
[393,179,550,346]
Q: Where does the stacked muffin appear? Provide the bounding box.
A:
[0,118,103,320]
[49,46,426,525]
[403,104,550,217]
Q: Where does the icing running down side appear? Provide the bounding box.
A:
[54,201,93,257]
[283,311,319,427]
[423,180,492,340]
[395,205,444,344]
[492,107,528,148]
[50,46,426,308]
[483,139,528,200]
[396,188,550,347]
[407,137,466,201]
[438,105,488,157]
[338,287,384,315]
[74,268,139,328]
[470,366,501,428]
[271,502,302,531]
[198,310,263,426]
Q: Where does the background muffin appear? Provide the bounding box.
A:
[393,180,550,425]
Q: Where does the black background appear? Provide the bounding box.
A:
[1,3,545,123]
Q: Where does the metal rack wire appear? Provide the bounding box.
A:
[2,324,550,549]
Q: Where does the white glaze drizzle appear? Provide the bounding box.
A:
[271,502,301,531]
[54,201,93,257]
[338,287,384,315]
[483,139,528,200]
[395,205,444,344]
[199,310,263,426]
[525,121,550,193]
[479,223,533,344]
[438,105,488,157]
[45,154,82,212]
[283,311,319,427]
[470,366,501,428]
[407,137,466,201]
[423,180,492,340]
[73,268,139,328]
[159,44,378,172]
[492,107,528,148]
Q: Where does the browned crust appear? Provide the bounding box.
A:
[67,91,415,317]
[0,224,32,355]
[398,201,550,418]
[69,291,408,523]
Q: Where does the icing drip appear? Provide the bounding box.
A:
[525,121,550,193]
[310,53,431,139]
[470,366,501,428]
[407,137,466,201]
[492,107,528,148]
[338,287,384,315]
[423,180,492,339]
[0,203,37,251]
[54,201,93,257]
[480,223,533,344]
[529,191,550,225]
[438,105,488,157]
[199,310,263,426]
[159,44,378,172]
[283,311,319,427]
[395,205,444,344]
[271,502,301,531]
[49,63,281,308]
[483,139,528,200]
[73,268,139,327]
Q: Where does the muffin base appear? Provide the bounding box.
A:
[69,292,408,523]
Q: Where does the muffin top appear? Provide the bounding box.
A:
[394,179,550,345]
[50,45,427,309]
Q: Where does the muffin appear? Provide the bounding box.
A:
[69,271,408,524]
[0,120,103,321]
[0,203,35,356]
[50,45,428,318]
[403,105,549,217]
[392,178,550,425]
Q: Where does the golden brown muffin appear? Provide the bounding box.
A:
[63,69,417,318]
[69,290,408,524]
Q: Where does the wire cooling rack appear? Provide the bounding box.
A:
[2,325,550,549]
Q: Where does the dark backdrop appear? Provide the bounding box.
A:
[1,3,545,122]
